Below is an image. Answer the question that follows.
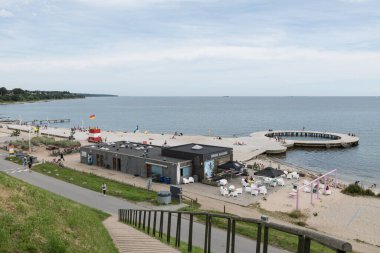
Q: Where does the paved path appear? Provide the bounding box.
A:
[103,215,179,253]
[0,158,287,253]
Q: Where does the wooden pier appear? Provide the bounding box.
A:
[0,118,70,125]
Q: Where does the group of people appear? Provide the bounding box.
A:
[348,132,356,137]
[244,176,254,183]
[274,136,286,144]
[22,156,34,170]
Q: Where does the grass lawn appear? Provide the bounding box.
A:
[0,172,118,253]
[5,156,23,165]
[33,163,157,203]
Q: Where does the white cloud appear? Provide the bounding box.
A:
[0,8,13,17]
[74,0,218,8]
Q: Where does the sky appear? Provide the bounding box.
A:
[0,0,380,96]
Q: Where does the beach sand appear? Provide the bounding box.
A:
[1,124,379,252]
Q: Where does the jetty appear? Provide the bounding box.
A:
[263,130,359,148]
[0,118,70,125]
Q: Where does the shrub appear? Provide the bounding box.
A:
[342,184,376,197]
[288,210,306,219]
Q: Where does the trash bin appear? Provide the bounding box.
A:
[165,177,171,184]
[170,185,182,200]
[159,176,165,183]
[157,191,171,205]
[193,175,198,183]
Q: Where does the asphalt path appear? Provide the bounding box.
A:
[0,157,287,253]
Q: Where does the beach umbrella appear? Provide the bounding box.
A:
[254,167,284,178]
[217,161,244,171]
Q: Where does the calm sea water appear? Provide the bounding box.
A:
[1,97,379,185]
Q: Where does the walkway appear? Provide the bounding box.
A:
[0,157,286,253]
[103,216,179,253]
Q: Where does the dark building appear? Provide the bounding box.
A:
[80,141,232,184]
[162,143,233,182]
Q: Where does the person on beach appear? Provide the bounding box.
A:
[60,152,65,161]
[101,183,107,196]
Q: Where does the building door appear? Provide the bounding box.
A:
[112,157,117,170]
[146,164,152,178]
[117,158,121,171]
[100,155,104,167]
[96,154,100,166]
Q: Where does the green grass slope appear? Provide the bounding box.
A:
[0,172,118,253]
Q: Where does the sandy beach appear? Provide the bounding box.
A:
[1,124,379,253]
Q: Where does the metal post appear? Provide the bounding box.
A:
[297,235,305,253]
[147,211,151,235]
[204,214,209,253]
[153,211,157,236]
[256,223,262,253]
[263,226,269,253]
[143,210,146,230]
[139,210,142,228]
[188,214,193,252]
[226,218,231,253]
[28,126,32,153]
[317,181,320,199]
[159,211,164,238]
[167,212,172,243]
[304,237,311,253]
[176,213,181,248]
[310,182,313,205]
[296,190,299,210]
[231,219,236,253]
[207,216,212,253]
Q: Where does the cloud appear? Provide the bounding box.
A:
[0,9,13,17]
[74,0,218,8]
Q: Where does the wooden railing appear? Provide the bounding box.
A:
[119,209,352,253]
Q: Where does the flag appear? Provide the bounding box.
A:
[89,114,95,120]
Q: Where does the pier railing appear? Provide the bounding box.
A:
[118,209,352,253]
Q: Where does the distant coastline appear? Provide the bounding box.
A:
[0,86,117,105]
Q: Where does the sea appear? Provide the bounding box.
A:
[1,96,379,186]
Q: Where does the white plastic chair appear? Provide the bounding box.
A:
[259,186,267,195]
[245,187,252,192]
[292,172,299,179]
[220,187,228,196]
[303,187,311,193]
[182,178,189,184]
[263,177,271,185]
[277,178,285,186]
[189,177,195,183]
[270,180,277,187]
[287,174,293,179]
[251,189,259,196]
[324,189,332,195]
[236,187,243,194]
[230,191,238,197]
[219,179,228,186]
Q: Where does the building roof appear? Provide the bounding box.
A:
[81,141,189,164]
[163,143,232,155]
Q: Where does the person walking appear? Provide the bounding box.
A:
[22,156,27,170]
[101,183,107,196]
[60,151,65,161]
[28,156,33,171]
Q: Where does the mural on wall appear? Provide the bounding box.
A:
[204,160,215,178]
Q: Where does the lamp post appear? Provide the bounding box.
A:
[28,125,32,153]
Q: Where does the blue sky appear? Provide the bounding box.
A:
[0,0,379,96]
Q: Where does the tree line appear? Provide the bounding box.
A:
[0,87,84,102]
